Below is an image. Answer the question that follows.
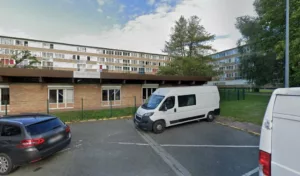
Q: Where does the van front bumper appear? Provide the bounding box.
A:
[133,115,153,131]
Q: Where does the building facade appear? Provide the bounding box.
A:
[0,68,210,115]
[207,47,249,86]
[0,36,170,74]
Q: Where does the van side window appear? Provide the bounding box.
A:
[1,125,21,136]
[178,94,196,107]
[161,96,175,110]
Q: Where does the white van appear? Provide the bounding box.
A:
[133,86,220,133]
[259,88,300,176]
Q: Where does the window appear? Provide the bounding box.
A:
[24,41,28,46]
[115,58,121,63]
[123,59,130,64]
[106,50,114,55]
[15,40,23,46]
[142,87,157,102]
[115,51,122,56]
[102,88,121,101]
[178,95,196,107]
[48,87,74,108]
[0,38,14,45]
[50,44,54,49]
[73,55,76,60]
[123,66,130,71]
[43,43,50,48]
[1,125,21,137]
[106,58,114,63]
[115,66,122,71]
[77,47,86,52]
[26,118,64,136]
[1,88,10,105]
[145,68,152,72]
[132,53,138,57]
[139,61,145,65]
[132,60,138,65]
[98,57,105,63]
[123,52,130,56]
[131,67,138,72]
[87,56,90,61]
[162,96,175,110]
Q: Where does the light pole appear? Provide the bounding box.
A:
[285,0,289,88]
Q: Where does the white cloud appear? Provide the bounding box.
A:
[97,0,111,13]
[118,4,126,13]
[59,0,256,54]
[147,0,156,6]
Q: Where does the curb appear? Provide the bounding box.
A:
[64,116,133,124]
[215,121,260,136]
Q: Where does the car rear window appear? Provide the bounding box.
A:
[26,118,64,136]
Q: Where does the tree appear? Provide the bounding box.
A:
[159,16,217,77]
[11,50,40,68]
[236,0,300,86]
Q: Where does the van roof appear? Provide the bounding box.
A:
[153,86,217,96]
[273,88,300,96]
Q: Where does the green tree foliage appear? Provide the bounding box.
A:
[11,50,40,68]
[236,0,300,86]
[159,16,217,76]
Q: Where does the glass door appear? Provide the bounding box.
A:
[142,88,157,103]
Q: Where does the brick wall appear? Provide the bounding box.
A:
[121,84,142,107]
[10,83,48,114]
[5,83,145,114]
[74,84,102,110]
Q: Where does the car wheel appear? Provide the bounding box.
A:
[206,112,215,122]
[0,154,13,175]
[153,120,165,134]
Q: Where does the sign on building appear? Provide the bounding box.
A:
[73,71,100,79]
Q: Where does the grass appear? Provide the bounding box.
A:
[51,107,136,122]
[220,94,271,125]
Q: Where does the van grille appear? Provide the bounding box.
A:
[135,115,142,121]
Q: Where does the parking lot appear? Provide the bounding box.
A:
[10,119,259,176]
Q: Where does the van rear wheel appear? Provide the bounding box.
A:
[153,120,165,134]
[206,112,215,122]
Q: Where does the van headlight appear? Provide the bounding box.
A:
[143,112,154,117]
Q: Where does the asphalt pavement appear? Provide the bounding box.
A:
[9,119,260,176]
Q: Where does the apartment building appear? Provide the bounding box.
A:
[207,47,249,86]
[0,36,169,74]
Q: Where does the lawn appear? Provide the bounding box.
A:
[52,107,136,122]
[220,94,271,125]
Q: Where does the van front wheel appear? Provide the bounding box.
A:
[153,120,165,134]
[206,112,215,122]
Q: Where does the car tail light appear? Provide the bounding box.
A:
[65,125,70,133]
[259,150,271,176]
[17,138,45,148]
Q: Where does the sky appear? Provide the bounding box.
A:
[0,0,256,54]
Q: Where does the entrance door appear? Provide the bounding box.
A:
[142,88,157,103]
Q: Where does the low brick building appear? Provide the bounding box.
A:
[0,68,211,115]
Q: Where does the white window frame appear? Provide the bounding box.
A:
[142,84,158,103]
[48,85,74,109]
[101,86,121,106]
[0,85,10,112]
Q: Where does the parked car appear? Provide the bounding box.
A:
[134,86,220,133]
[0,113,71,175]
[259,88,300,176]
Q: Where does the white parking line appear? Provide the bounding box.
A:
[161,144,259,148]
[241,167,259,176]
[113,142,258,148]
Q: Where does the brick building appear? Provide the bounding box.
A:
[0,68,211,115]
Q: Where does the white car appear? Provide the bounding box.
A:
[259,88,300,176]
[133,86,220,133]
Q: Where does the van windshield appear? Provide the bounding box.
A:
[142,94,165,110]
